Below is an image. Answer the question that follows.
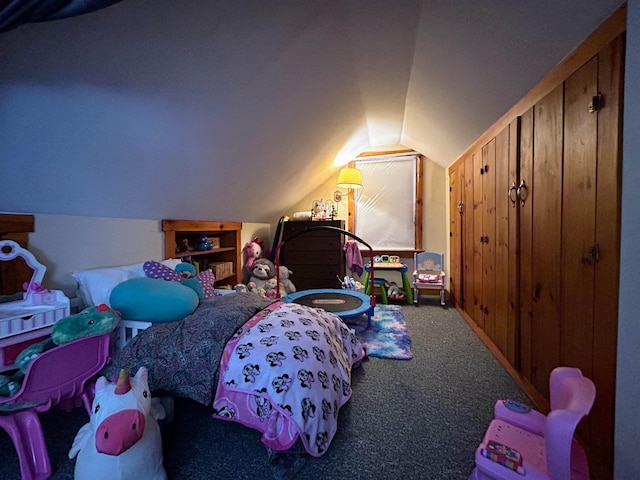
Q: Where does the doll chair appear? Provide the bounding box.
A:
[412,251,446,307]
[0,334,110,480]
[469,366,596,480]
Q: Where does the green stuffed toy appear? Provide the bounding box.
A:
[0,304,121,397]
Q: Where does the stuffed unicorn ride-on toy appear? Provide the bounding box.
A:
[69,367,167,480]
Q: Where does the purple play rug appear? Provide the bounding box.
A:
[349,304,413,360]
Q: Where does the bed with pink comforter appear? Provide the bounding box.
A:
[106,292,364,457]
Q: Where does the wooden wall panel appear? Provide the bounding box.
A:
[463,153,475,316]
[507,118,520,367]
[473,149,484,327]
[531,84,564,398]
[482,140,496,341]
[448,12,625,477]
[561,57,598,377]
[518,108,534,382]
[494,127,510,357]
[590,35,624,474]
[449,163,463,307]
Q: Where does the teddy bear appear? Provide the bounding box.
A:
[278,265,296,296]
[248,258,276,290]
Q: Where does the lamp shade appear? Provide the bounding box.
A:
[336,168,363,189]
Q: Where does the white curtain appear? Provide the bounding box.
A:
[354,156,416,249]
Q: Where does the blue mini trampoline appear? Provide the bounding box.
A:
[282,288,374,327]
[275,226,377,329]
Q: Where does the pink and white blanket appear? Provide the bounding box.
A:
[212,301,364,457]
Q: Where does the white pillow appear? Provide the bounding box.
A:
[72,259,182,307]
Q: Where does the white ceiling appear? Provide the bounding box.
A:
[0,0,625,222]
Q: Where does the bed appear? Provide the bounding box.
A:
[102,291,365,458]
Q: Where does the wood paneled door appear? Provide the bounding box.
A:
[518,35,623,476]
[448,162,464,308]
[448,32,623,480]
[560,36,623,473]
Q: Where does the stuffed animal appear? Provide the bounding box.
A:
[193,235,213,251]
[243,240,262,269]
[246,281,258,294]
[386,281,406,301]
[234,283,248,293]
[249,258,276,290]
[278,265,296,295]
[312,198,330,220]
[69,367,167,480]
[263,277,279,299]
[143,260,215,299]
[0,304,121,396]
[242,239,263,283]
[174,263,204,299]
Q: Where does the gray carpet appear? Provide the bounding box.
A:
[0,298,530,479]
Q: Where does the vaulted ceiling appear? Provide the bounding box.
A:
[0,0,624,222]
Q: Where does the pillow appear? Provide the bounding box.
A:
[109,277,199,322]
[143,260,216,299]
[197,269,216,298]
[72,259,183,307]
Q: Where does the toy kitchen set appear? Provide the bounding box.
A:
[0,240,70,372]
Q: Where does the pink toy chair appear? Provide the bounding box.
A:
[469,366,596,480]
[0,334,110,480]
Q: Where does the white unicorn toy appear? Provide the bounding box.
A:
[69,367,167,480]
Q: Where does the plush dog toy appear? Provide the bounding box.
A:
[69,367,167,480]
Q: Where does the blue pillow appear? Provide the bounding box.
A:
[110,277,199,322]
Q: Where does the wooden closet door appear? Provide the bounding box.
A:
[472,148,484,327]
[463,152,475,316]
[562,36,623,473]
[494,125,511,359]
[531,84,564,399]
[481,140,496,341]
[591,35,622,472]
[449,163,464,308]
[562,55,597,387]
[507,118,520,367]
[518,84,563,398]
[518,107,534,381]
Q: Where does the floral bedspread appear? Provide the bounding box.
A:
[104,292,274,405]
[212,301,364,457]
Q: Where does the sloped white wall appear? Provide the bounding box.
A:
[0,0,624,223]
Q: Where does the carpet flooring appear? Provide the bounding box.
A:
[349,304,413,359]
[0,299,531,479]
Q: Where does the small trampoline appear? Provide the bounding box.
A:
[282,289,374,327]
[275,225,377,329]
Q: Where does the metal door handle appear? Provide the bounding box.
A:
[517,179,528,206]
[508,182,517,207]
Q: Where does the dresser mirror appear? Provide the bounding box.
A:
[0,240,46,308]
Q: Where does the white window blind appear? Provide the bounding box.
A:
[354,156,416,250]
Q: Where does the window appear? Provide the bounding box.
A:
[349,153,423,252]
